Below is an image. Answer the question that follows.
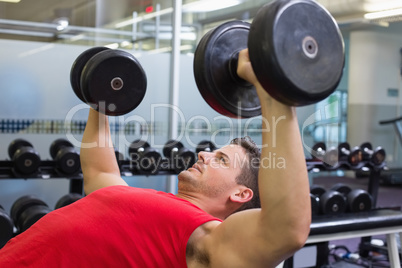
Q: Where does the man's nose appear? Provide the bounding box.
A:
[198,151,213,164]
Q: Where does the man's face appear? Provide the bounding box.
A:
[178,144,247,198]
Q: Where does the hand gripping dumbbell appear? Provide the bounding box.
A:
[360,142,386,166]
[163,140,196,173]
[193,0,344,118]
[129,140,162,175]
[195,140,217,154]
[0,205,14,248]
[331,183,372,213]
[54,193,83,210]
[338,142,363,167]
[8,139,41,176]
[50,139,81,176]
[70,47,147,116]
[311,185,347,216]
[10,195,52,234]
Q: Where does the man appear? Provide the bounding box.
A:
[0,49,311,267]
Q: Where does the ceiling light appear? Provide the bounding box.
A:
[182,0,243,13]
[364,8,402,20]
[0,0,21,3]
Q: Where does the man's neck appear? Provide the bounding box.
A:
[175,192,230,220]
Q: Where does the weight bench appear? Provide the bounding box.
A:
[309,209,402,267]
[278,209,402,267]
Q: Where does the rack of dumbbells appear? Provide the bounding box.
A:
[0,138,216,248]
[307,141,387,217]
[301,141,392,267]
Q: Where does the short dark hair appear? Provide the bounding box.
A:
[230,136,261,212]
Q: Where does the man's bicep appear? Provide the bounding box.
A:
[83,172,128,195]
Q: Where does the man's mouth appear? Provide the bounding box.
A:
[192,163,202,173]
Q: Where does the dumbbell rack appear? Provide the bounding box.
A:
[304,155,402,266]
[0,159,186,195]
[306,158,386,207]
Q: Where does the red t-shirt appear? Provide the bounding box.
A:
[0,186,221,267]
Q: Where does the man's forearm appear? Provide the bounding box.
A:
[80,109,121,187]
[257,87,311,245]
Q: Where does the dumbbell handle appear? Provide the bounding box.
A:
[362,147,373,155]
[228,52,253,87]
[340,147,350,155]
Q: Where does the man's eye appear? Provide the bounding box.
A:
[220,157,226,163]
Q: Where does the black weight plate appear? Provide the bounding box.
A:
[163,140,184,158]
[129,139,150,157]
[338,142,351,156]
[348,147,362,166]
[360,142,372,151]
[311,142,326,160]
[70,47,110,103]
[194,21,261,118]
[248,0,344,106]
[331,183,352,195]
[13,147,41,175]
[55,193,83,209]
[322,147,338,168]
[140,150,162,175]
[371,147,386,165]
[19,205,51,232]
[196,140,217,154]
[177,149,196,170]
[347,189,372,212]
[81,49,147,116]
[50,138,74,159]
[10,195,47,223]
[55,148,81,175]
[310,193,320,216]
[115,150,125,162]
[8,139,33,159]
[310,185,326,198]
[0,207,14,248]
[320,190,346,215]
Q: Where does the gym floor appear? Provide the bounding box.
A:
[313,173,402,266]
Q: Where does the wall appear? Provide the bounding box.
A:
[348,31,402,168]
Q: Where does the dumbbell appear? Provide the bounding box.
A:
[8,139,41,176]
[311,185,347,216]
[0,205,14,248]
[338,142,362,166]
[70,47,147,116]
[54,193,83,209]
[193,0,344,118]
[49,139,81,175]
[310,142,326,161]
[115,149,125,169]
[195,140,217,154]
[310,143,339,168]
[163,140,196,173]
[129,140,162,175]
[360,142,386,166]
[310,185,326,216]
[331,183,372,213]
[10,195,52,233]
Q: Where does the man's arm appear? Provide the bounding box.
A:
[80,109,128,195]
[203,50,311,267]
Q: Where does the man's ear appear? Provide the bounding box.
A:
[230,187,253,204]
